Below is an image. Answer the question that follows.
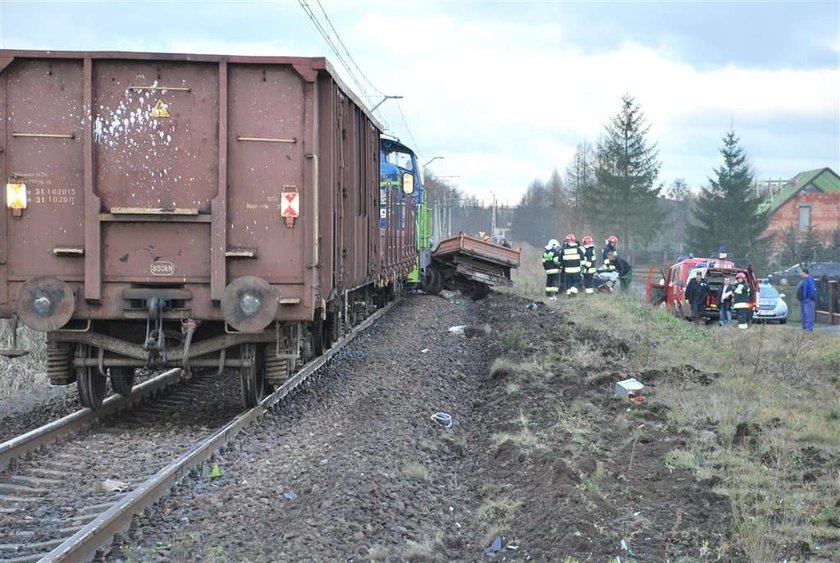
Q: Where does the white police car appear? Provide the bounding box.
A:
[754,281,789,324]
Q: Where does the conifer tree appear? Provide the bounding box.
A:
[686,131,770,265]
[586,94,664,248]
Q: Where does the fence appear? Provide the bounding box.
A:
[816,279,840,325]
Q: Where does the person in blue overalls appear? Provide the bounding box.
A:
[797,268,817,331]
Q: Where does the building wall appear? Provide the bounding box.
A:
[765,192,840,248]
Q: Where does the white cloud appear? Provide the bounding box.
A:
[346,9,838,201]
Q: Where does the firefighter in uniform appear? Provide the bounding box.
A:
[542,239,560,300]
[560,234,584,297]
[732,272,751,329]
[581,236,597,294]
[602,235,618,271]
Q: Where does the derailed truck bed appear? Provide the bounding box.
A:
[425,232,520,298]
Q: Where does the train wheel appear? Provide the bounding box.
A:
[239,343,266,408]
[422,269,443,295]
[110,367,135,397]
[76,344,107,409]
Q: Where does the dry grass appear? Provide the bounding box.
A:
[491,409,545,454]
[0,320,71,418]
[403,530,443,562]
[530,287,840,560]
[367,544,390,562]
[507,242,548,300]
[402,461,431,483]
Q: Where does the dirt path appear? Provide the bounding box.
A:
[115,292,739,562]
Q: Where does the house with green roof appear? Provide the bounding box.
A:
[761,167,840,249]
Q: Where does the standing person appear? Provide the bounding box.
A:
[732,272,751,329]
[560,234,584,296]
[685,271,709,325]
[718,275,734,327]
[797,268,817,331]
[542,239,560,300]
[602,235,618,271]
[581,236,597,295]
[607,251,633,293]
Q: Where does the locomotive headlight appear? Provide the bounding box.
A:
[402,173,414,195]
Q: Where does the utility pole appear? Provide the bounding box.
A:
[490,192,497,239]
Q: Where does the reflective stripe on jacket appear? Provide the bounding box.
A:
[733,282,751,309]
[543,250,560,274]
[561,243,583,274]
[582,245,597,275]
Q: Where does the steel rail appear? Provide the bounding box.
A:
[43,299,398,562]
[0,368,183,471]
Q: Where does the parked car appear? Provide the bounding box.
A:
[769,262,840,285]
[768,264,802,286]
[753,282,788,324]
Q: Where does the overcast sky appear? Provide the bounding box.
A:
[2,0,838,204]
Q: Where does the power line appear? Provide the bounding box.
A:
[297,0,370,100]
[298,1,421,145]
[314,0,384,97]
[396,101,422,159]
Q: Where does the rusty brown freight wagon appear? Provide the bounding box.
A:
[0,50,416,408]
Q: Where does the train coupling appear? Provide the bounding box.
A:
[143,297,168,367]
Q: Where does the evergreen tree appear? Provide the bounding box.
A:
[586,94,664,250]
[686,130,770,266]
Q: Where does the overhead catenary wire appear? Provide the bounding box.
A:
[298,1,423,154]
[297,0,392,130]
[314,0,384,97]
[297,0,370,100]
[396,101,423,159]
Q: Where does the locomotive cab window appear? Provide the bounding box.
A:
[385,149,414,171]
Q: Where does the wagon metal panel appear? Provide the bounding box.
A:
[0,50,389,326]
[226,63,306,287]
[3,59,85,281]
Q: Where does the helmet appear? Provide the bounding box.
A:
[607,235,618,246]
[565,234,576,243]
[582,236,593,246]
[736,272,746,281]
[547,238,560,250]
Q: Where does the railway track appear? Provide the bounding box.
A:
[0,368,184,472]
[0,300,395,562]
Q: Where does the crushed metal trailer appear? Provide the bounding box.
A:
[424,232,520,299]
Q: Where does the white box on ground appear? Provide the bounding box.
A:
[616,378,644,398]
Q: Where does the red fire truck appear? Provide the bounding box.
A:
[646,257,760,321]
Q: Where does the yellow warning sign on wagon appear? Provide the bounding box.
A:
[150,100,170,119]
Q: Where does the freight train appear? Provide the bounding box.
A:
[0,50,426,409]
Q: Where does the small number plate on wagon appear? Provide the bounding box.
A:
[150,261,175,276]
